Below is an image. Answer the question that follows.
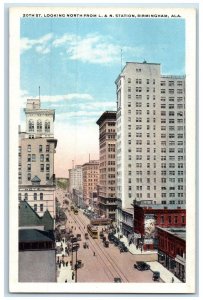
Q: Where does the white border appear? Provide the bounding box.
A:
[9,4,197,295]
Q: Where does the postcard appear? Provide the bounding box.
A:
[9,5,196,294]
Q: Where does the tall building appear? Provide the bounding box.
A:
[68,165,83,195]
[115,62,185,210]
[82,160,99,207]
[96,111,117,220]
[18,98,57,217]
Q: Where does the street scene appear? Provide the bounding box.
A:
[55,187,179,283]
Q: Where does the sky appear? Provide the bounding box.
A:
[20,17,185,178]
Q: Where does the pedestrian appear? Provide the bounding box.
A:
[171,277,174,283]
[141,247,143,253]
[65,279,67,283]
[72,271,75,280]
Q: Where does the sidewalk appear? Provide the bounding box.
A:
[114,233,157,255]
[114,233,181,283]
[56,239,75,283]
[147,261,182,283]
[57,264,75,283]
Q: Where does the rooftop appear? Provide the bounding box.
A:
[19,228,55,243]
[156,226,186,241]
[96,111,117,125]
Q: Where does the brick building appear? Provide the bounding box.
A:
[133,200,186,251]
[157,226,186,282]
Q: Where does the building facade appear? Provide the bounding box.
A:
[133,200,186,251]
[68,165,83,196]
[115,62,185,210]
[157,226,186,282]
[18,98,57,218]
[96,111,117,220]
[82,160,99,207]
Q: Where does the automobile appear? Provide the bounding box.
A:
[134,261,150,271]
[104,241,109,248]
[152,271,160,281]
[114,277,122,283]
[99,232,104,239]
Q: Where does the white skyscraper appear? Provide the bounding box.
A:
[115,62,185,210]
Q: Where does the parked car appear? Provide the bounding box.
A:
[134,261,150,271]
[114,277,122,282]
[152,271,160,281]
[104,241,109,248]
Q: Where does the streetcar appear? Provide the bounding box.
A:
[87,224,98,239]
[90,218,111,226]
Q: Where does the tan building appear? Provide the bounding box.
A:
[96,111,117,220]
[18,98,57,218]
[82,160,99,207]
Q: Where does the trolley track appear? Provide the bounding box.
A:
[69,209,129,282]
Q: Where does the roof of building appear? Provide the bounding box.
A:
[156,226,186,241]
[19,201,54,231]
[96,111,117,125]
[134,200,186,210]
[19,228,55,243]
[31,176,41,182]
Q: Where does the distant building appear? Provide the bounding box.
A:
[82,160,99,207]
[18,98,57,217]
[68,165,83,195]
[18,200,56,282]
[157,226,186,282]
[96,111,117,220]
[133,200,186,251]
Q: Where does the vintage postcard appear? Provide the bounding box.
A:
[9,5,196,294]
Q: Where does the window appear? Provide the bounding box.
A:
[18,193,21,201]
[40,204,43,212]
[27,164,31,172]
[27,154,31,162]
[27,173,31,181]
[181,216,185,224]
[37,120,42,132]
[45,120,50,132]
[40,164,44,172]
[174,216,178,224]
[40,154,44,162]
[24,193,28,201]
[32,154,36,162]
[40,193,43,200]
[46,173,50,181]
[46,145,50,152]
[34,204,37,212]
[168,216,171,224]
[39,145,43,152]
[29,120,34,132]
[27,145,31,152]
[34,193,37,200]
[161,216,164,224]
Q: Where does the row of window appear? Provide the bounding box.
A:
[27,154,49,162]
[27,173,50,181]
[128,78,156,84]
[27,144,50,152]
[19,192,43,201]
[27,164,50,172]
[28,120,50,133]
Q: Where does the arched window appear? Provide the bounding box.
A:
[37,120,42,132]
[29,120,34,132]
[45,120,50,132]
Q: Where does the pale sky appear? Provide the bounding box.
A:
[20,17,185,177]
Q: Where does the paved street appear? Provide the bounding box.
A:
[55,188,159,283]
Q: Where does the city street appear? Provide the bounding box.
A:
[56,188,160,283]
